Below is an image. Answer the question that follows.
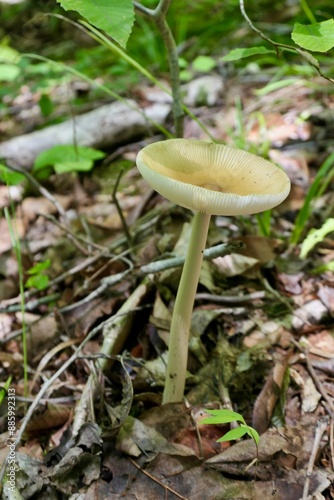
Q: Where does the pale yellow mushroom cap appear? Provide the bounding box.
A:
[136,139,291,216]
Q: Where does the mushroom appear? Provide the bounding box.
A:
[136,139,291,404]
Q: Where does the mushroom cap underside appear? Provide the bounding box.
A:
[136,139,291,215]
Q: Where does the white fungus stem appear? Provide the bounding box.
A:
[162,212,211,404]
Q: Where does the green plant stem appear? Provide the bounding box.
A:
[75,18,213,139]
[162,212,211,404]
[154,15,184,137]
[135,0,184,137]
[4,208,28,395]
[300,0,317,24]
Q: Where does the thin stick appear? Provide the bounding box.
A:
[302,416,329,500]
[112,168,133,249]
[128,457,189,500]
[140,241,244,274]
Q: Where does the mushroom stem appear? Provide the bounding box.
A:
[162,211,211,404]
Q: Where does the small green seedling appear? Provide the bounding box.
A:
[201,409,260,454]
[0,376,12,405]
[25,259,51,291]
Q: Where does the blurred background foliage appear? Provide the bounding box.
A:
[0,0,333,131]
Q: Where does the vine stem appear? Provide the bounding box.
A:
[162,212,211,404]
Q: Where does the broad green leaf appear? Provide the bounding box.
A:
[33,145,105,174]
[0,164,25,185]
[216,426,248,442]
[221,46,275,62]
[0,45,20,63]
[56,0,135,48]
[300,218,334,258]
[0,63,20,82]
[192,55,216,72]
[292,20,334,52]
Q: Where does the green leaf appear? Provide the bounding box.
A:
[291,20,334,52]
[27,260,51,275]
[221,46,275,62]
[314,260,334,273]
[39,94,54,117]
[0,63,20,82]
[0,164,25,185]
[201,409,246,425]
[33,145,106,174]
[0,376,12,405]
[202,410,260,447]
[217,426,249,442]
[300,218,334,258]
[0,45,20,64]
[25,274,49,291]
[56,0,135,48]
[244,425,260,446]
[254,78,300,96]
[179,69,192,82]
[192,55,216,72]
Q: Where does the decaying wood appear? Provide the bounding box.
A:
[0,99,171,170]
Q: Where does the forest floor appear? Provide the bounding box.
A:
[1,10,334,499]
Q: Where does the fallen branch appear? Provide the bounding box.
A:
[0,99,171,170]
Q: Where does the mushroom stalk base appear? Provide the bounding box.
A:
[162,212,211,404]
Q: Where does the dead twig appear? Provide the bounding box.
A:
[140,241,245,274]
[59,264,133,314]
[0,293,60,316]
[111,167,133,249]
[302,416,329,500]
[72,279,153,435]
[195,291,266,304]
[128,457,190,500]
